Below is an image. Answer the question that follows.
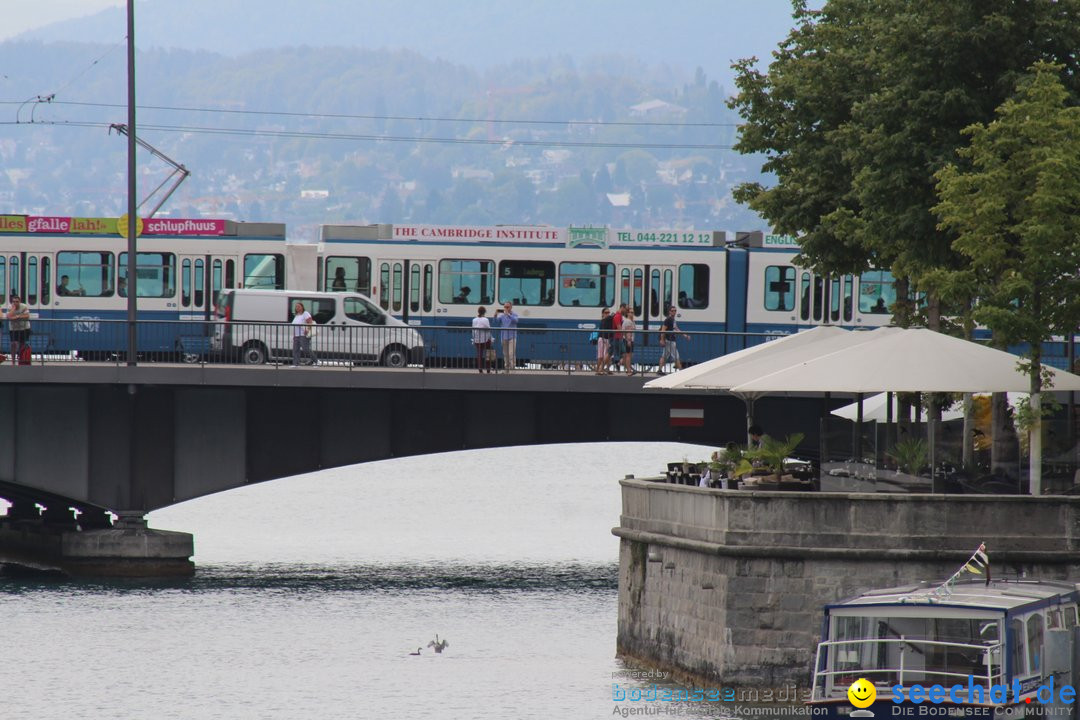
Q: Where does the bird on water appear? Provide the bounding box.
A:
[428,634,449,653]
[409,648,422,656]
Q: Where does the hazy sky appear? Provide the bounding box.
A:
[3,0,123,41]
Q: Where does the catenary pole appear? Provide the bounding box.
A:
[126,0,137,365]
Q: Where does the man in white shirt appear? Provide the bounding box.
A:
[291,301,316,366]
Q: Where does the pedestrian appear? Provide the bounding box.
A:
[291,300,316,366]
[472,306,493,373]
[595,307,613,374]
[6,294,30,366]
[610,303,626,373]
[621,309,637,376]
[657,305,690,373]
[494,301,519,373]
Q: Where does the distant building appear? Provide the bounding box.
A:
[629,99,688,118]
[300,189,330,199]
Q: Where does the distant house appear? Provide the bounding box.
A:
[629,99,688,118]
[606,192,631,208]
[300,189,330,199]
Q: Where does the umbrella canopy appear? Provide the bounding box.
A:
[830,391,1026,423]
[644,326,897,396]
[729,328,1080,394]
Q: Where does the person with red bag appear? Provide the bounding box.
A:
[5,295,31,366]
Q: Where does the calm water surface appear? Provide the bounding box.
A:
[1,442,760,719]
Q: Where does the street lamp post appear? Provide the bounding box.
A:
[126,0,137,365]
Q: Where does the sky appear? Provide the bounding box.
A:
[3,0,123,42]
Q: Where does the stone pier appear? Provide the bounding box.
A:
[0,513,193,577]
[613,478,1080,687]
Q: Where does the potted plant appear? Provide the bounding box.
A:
[743,433,806,483]
[887,437,929,476]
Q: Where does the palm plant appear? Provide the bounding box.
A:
[744,433,805,482]
[887,437,929,476]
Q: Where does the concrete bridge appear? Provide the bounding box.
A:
[0,364,829,577]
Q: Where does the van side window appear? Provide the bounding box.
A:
[289,297,334,325]
[345,297,384,325]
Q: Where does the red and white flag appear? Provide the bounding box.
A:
[669,402,704,427]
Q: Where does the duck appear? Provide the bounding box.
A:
[408,647,422,656]
[427,634,449,653]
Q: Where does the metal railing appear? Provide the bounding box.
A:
[0,317,781,373]
[811,636,1005,701]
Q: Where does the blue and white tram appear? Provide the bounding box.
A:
[304,224,896,366]
[0,215,287,359]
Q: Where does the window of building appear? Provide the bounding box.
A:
[242,253,285,290]
[119,252,176,298]
[498,260,555,306]
[764,265,796,311]
[559,262,614,307]
[58,251,114,298]
[439,259,494,305]
[677,263,709,309]
[325,256,371,294]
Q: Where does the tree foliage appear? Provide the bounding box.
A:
[934,62,1080,393]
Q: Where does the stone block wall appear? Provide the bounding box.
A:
[614,480,1080,687]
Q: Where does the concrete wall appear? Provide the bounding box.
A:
[614,479,1080,687]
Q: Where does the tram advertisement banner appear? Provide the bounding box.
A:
[0,215,227,236]
[391,224,565,244]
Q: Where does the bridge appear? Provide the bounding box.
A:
[0,362,828,577]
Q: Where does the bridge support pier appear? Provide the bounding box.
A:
[0,513,194,578]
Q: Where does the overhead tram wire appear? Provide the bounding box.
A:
[1,99,740,129]
[0,119,736,150]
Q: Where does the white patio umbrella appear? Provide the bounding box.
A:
[644,325,900,443]
[728,327,1080,493]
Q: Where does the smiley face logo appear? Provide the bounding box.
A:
[848,678,876,708]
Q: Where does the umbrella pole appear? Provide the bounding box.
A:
[930,417,939,493]
[855,393,864,463]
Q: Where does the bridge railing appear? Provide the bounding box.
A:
[0,317,784,372]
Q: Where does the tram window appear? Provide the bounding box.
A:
[677,264,709,309]
[119,252,176,298]
[860,269,895,314]
[409,264,421,312]
[57,251,114,298]
[392,262,402,312]
[620,268,631,308]
[632,268,643,316]
[439,259,494,305]
[799,272,811,321]
[0,257,6,299]
[225,259,235,289]
[813,277,824,321]
[379,263,390,310]
[650,269,660,315]
[422,264,433,313]
[830,276,841,321]
[345,296,384,325]
[662,269,673,316]
[242,253,284,290]
[182,259,192,307]
[764,265,795,311]
[1027,615,1043,674]
[9,256,18,300]
[212,259,223,311]
[194,259,205,307]
[41,257,51,305]
[843,275,854,321]
[27,257,38,305]
[558,262,613,307]
[325,256,371,294]
[498,260,555,306]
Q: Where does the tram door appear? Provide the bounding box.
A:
[180,255,237,320]
[375,259,434,324]
[796,271,855,328]
[7,252,53,319]
[617,264,672,336]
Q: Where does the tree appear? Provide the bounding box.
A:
[934,62,1080,494]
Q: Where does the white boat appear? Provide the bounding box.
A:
[809,577,1080,720]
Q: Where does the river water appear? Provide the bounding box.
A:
[1,442,795,719]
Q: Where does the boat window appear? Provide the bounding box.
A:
[440,259,494,305]
[559,262,614,308]
[1027,615,1043,675]
[498,260,555,307]
[1065,607,1078,630]
[764,265,795,312]
[677,264,709,309]
[1010,619,1026,677]
[1047,609,1063,630]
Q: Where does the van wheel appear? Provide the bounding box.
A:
[241,342,268,365]
[381,345,408,368]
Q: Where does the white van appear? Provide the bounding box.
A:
[214,289,424,367]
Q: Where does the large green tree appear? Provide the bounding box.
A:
[729,0,1080,326]
[935,63,1080,493]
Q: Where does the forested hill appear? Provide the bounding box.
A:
[15,0,798,91]
[0,38,772,235]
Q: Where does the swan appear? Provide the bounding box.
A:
[427,634,449,653]
[409,648,421,656]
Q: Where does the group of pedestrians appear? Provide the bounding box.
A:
[594,303,690,375]
[471,302,519,374]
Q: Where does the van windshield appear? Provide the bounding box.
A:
[345,296,385,325]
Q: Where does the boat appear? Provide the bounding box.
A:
[809,571,1080,720]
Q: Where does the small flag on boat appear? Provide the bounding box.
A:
[964,543,990,586]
